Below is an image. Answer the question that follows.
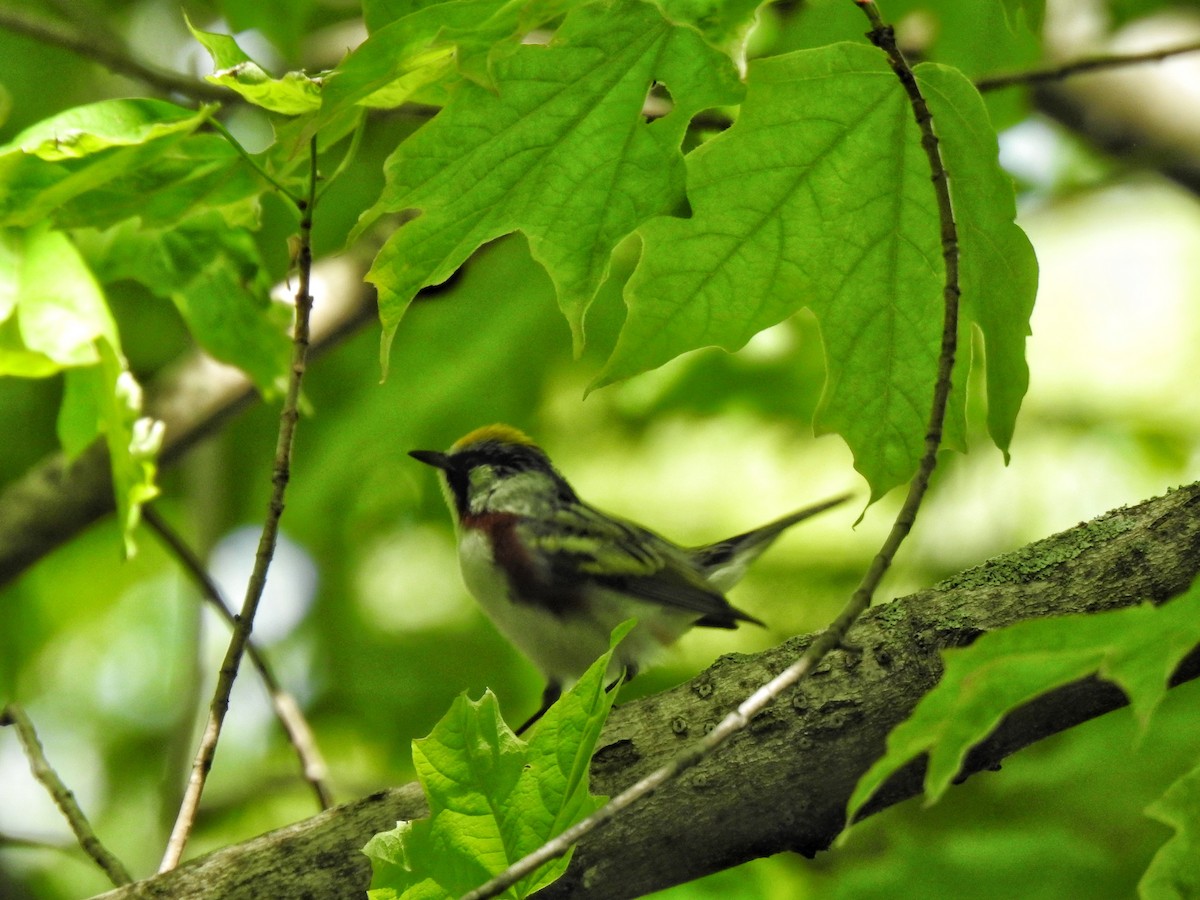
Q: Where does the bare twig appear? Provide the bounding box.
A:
[158,135,320,872]
[976,40,1200,92]
[0,831,84,856]
[0,704,133,886]
[0,7,232,104]
[209,120,303,202]
[634,41,1200,130]
[142,507,334,811]
[460,3,961,897]
[43,0,123,46]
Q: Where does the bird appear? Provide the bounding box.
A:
[409,424,848,732]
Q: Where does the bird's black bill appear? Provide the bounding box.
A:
[408,449,451,470]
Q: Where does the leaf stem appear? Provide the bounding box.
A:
[316,112,368,204]
[158,134,320,873]
[461,2,961,896]
[0,7,232,104]
[208,119,303,207]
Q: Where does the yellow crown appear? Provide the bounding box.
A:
[451,423,536,451]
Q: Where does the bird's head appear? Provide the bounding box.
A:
[409,424,578,520]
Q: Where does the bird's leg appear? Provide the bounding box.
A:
[605,663,636,695]
[516,681,561,735]
[518,665,636,735]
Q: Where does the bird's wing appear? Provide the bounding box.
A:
[517,506,760,627]
[690,493,852,591]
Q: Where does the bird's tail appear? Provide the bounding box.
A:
[690,493,851,591]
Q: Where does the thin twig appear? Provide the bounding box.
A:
[0,704,133,886]
[43,0,124,50]
[316,112,369,204]
[142,506,334,811]
[460,3,961,896]
[976,39,1200,92]
[0,7,233,104]
[0,831,78,853]
[208,120,304,204]
[158,135,320,873]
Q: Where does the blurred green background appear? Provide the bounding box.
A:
[3,0,1200,898]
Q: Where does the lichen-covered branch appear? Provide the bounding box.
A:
[90,481,1200,900]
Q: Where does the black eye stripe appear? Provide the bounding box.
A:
[454,442,551,473]
[449,441,580,504]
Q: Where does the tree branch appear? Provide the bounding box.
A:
[1024,23,1200,197]
[1,704,133,887]
[0,7,233,103]
[88,480,1200,900]
[142,506,334,811]
[159,137,321,872]
[976,39,1200,92]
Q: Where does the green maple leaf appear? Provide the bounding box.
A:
[364,623,632,898]
[846,577,1200,825]
[598,44,1036,496]
[359,0,744,375]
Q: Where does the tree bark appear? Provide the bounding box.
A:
[90,481,1200,900]
[1033,16,1200,196]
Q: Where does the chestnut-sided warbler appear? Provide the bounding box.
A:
[410,425,848,731]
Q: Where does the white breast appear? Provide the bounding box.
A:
[456,528,695,687]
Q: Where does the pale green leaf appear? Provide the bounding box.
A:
[599,45,1036,497]
[366,622,629,898]
[504,633,622,894]
[57,365,102,459]
[51,133,263,231]
[361,0,744,375]
[94,340,163,556]
[0,228,18,323]
[355,47,457,110]
[0,98,213,161]
[0,232,48,375]
[0,320,62,377]
[0,228,164,552]
[0,224,163,550]
[79,217,291,395]
[12,227,116,368]
[657,0,763,51]
[314,0,503,129]
[187,17,323,115]
[322,0,585,133]
[846,579,1200,826]
[999,0,1045,32]
[918,64,1036,460]
[1140,758,1200,900]
[599,44,940,494]
[364,826,449,900]
[0,100,220,229]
